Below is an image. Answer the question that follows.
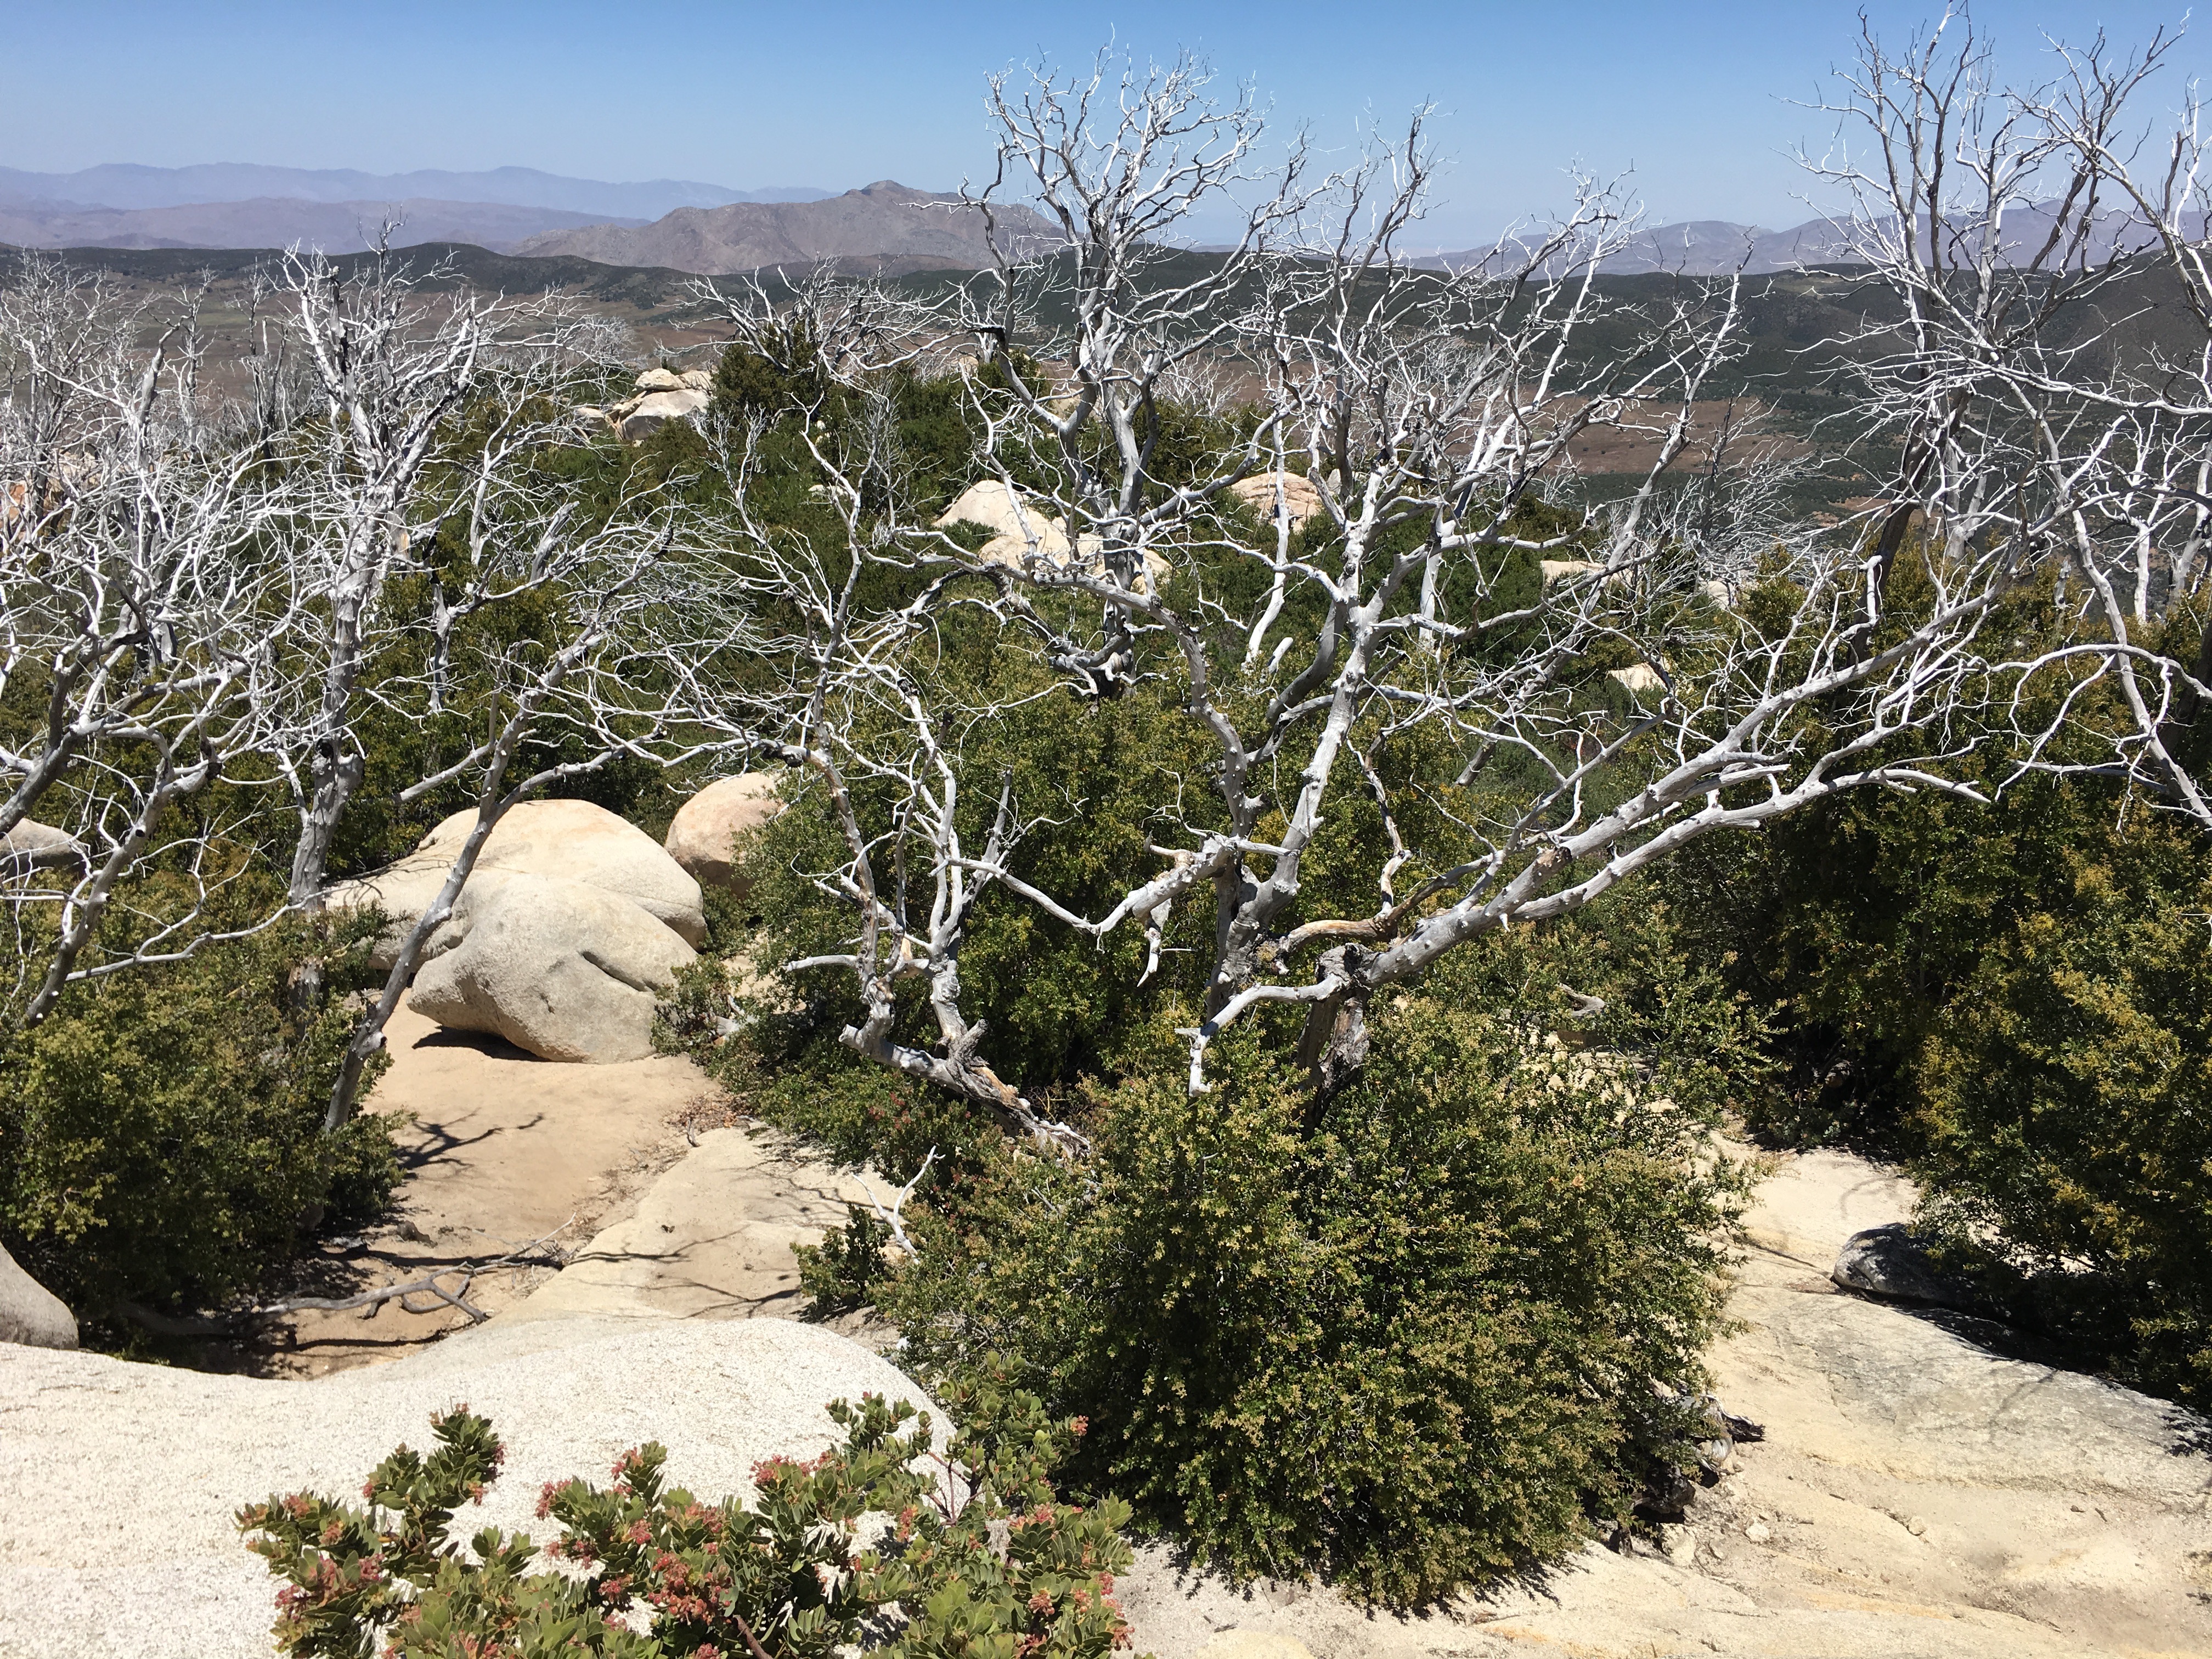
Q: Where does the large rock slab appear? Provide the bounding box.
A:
[0,1244,75,1350]
[408,872,696,1063]
[664,773,783,895]
[0,1317,941,1659]
[331,798,706,968]
[499,1124,873,1325]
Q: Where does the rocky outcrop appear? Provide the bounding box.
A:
[592,367,713,441]
[1226,472,1325,535]
[664,774,783,896]
[330,798,706,970]
[408,872,696,1063]
[0,1245,75,1350]
[936,479,1169,592]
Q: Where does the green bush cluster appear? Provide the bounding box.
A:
[743,922,1757,1604]
[240,1374,1137,1659]
[1657,586,2212,1406]
[0,911,399,1322]
[1910,822,2212,1403]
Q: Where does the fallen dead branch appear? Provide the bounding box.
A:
[261,1216,580,1325]
[108,1216,578,1335]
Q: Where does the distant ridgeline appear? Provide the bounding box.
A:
[3,235,2194,448]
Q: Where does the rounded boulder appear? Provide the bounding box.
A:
[664,774,784,895]
[331,799,706,969]
[407,872,696,1063]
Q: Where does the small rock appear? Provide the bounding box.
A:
[1659,1523,1698,1566]
[1744,1521,1773,1543]
[634,367,686,392]
[1833,1222,1977,1310]
[1639,1463,1700,1519]
[1906,1515,1927,1537]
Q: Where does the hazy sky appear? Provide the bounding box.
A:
[7,1,2205,242]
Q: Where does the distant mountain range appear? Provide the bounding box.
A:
[0,163,829,219]
[0,197,647,255]
[514,180,1068,276]
[1429,204,2168,276]
[0,161,2165,283]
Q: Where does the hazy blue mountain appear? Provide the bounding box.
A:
[0,196,646,255]
[1425,205,2169,276]
[515,180,1066,275]
[0,164,830,219]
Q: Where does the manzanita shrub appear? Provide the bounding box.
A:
[238,1371,1139,1659]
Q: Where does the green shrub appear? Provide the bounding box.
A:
[794,1203,896,1314]
[872,939,1751,1603]
[1661,777,2129,1150]
[1910,824,2212,1406]
[240,1376,1138,1658]
[1657,587,2212,1155]
[0,913,399,1322]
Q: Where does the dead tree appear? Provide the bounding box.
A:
[1802,12,2212,823]
[701,58,2034,1110]
[270,242,626,909]
[0,258,314,1024]
[321,478,720,1131]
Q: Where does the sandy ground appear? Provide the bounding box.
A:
[248,1004,732,1373]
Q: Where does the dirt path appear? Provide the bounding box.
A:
[251,1006,729,1373]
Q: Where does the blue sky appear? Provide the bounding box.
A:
[7,1,2205,241]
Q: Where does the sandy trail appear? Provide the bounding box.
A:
[265,1003,884,1370]
[249,1004,724,1372]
